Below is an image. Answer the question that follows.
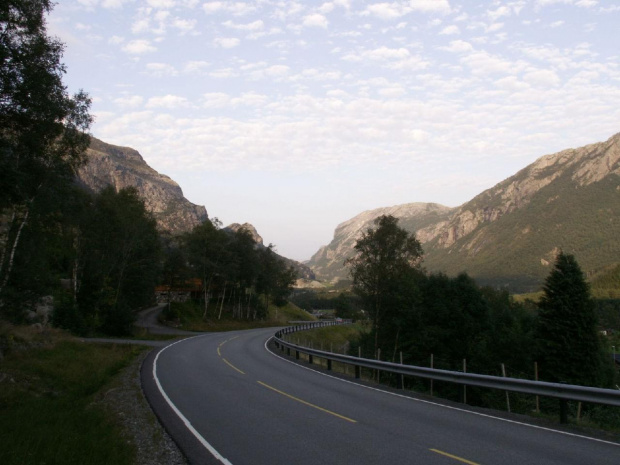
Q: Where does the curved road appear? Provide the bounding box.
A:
[142,328,620,465]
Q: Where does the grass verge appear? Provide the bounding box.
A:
[0,325,146,465]
[162,300,315,332]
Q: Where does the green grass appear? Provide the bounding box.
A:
[165,300,316,332]
[0,326,145,465]
[284,323,365,351]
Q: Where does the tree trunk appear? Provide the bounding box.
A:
[0,207,30,294]
[218,282,227,320]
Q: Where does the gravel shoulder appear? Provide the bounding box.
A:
[99,348,188,465]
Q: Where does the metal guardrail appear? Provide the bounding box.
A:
[273,322,620,422]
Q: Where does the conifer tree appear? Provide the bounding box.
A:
[535,252,602,386]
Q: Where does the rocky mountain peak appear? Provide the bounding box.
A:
[225,223,264,246]
[77,137,208,235]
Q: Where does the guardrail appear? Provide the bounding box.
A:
[273,322,620,423]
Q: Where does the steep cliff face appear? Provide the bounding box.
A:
[436,133,620,249]
[78,137,208,234]
[309,132,620,291]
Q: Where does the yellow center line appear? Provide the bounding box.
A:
[257,381,357,424]
[217,336,244,374]
[430,449,480,465]
[222,358,246,375]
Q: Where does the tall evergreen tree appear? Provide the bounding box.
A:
[535,252,602,386]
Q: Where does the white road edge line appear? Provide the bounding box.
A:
[153,336,234,465]
[265,337,620,448]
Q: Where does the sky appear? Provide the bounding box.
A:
[48,0,620,261]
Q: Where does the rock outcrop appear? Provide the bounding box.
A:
[77,137,208,234]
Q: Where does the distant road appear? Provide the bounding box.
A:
[136,303,199,336]
[142,328,620,465]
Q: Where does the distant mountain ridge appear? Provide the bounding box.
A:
[308,132,620,292]
[78,137,208,234]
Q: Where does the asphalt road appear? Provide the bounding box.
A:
[136,303,199,335]
[142,328,620,465]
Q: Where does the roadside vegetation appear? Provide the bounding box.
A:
[0,324,144,465]
[286,215,620,430]
[161,299,314,332]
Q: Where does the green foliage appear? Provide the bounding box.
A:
[426,173,620,293]
[535,252,611,387]
[0,0,92,321]
[164,299,312,331]
[0,336,141,465]
[347,215,424,354]
[179,222,297,321]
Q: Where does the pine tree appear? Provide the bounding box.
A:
[535,252,602,386]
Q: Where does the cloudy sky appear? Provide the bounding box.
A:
[49,0,620,261]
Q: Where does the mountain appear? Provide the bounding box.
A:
[78,137,208,234]
[308,132,620,292]
[308,203,454,281]
[224,222,316,281]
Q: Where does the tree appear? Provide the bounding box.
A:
[0,0,92,311]
[535,252,603,386]
[346,215,424,356]
[70,187,161,335]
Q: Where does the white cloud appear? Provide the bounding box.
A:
[147,0,177,8]
[439,25,459,35]
[213,37,241,48]
[172,18,197,33]
[203,1,256,15]
[487,6,511,21]
[122,39,157,54]
[223,20,264,31]
[460,51,521,76]
[494,76,530,91]
[146,95,191,109]
[202,92,231,108]
[550,20,565,28]
[114,95,144,108]
[302,14,329,28]
[363,3,406,20]
[145,62,178,77]
[184,61,210,73]
[576,0,598,7]
[231,92,269,106]
[344,46,411,62]
[523,69,561,87]
[409,0,451,13]
[108,35,124,45]
[131,18,151,34]
[440,40,473,53]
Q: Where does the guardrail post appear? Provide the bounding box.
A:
[560,398,568,424]
[327,359,332,371]
[296,350,300,360]
[397,352,404,389]
[308,354,313,365]
[355,365,361,379]
[286,347,290,356]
